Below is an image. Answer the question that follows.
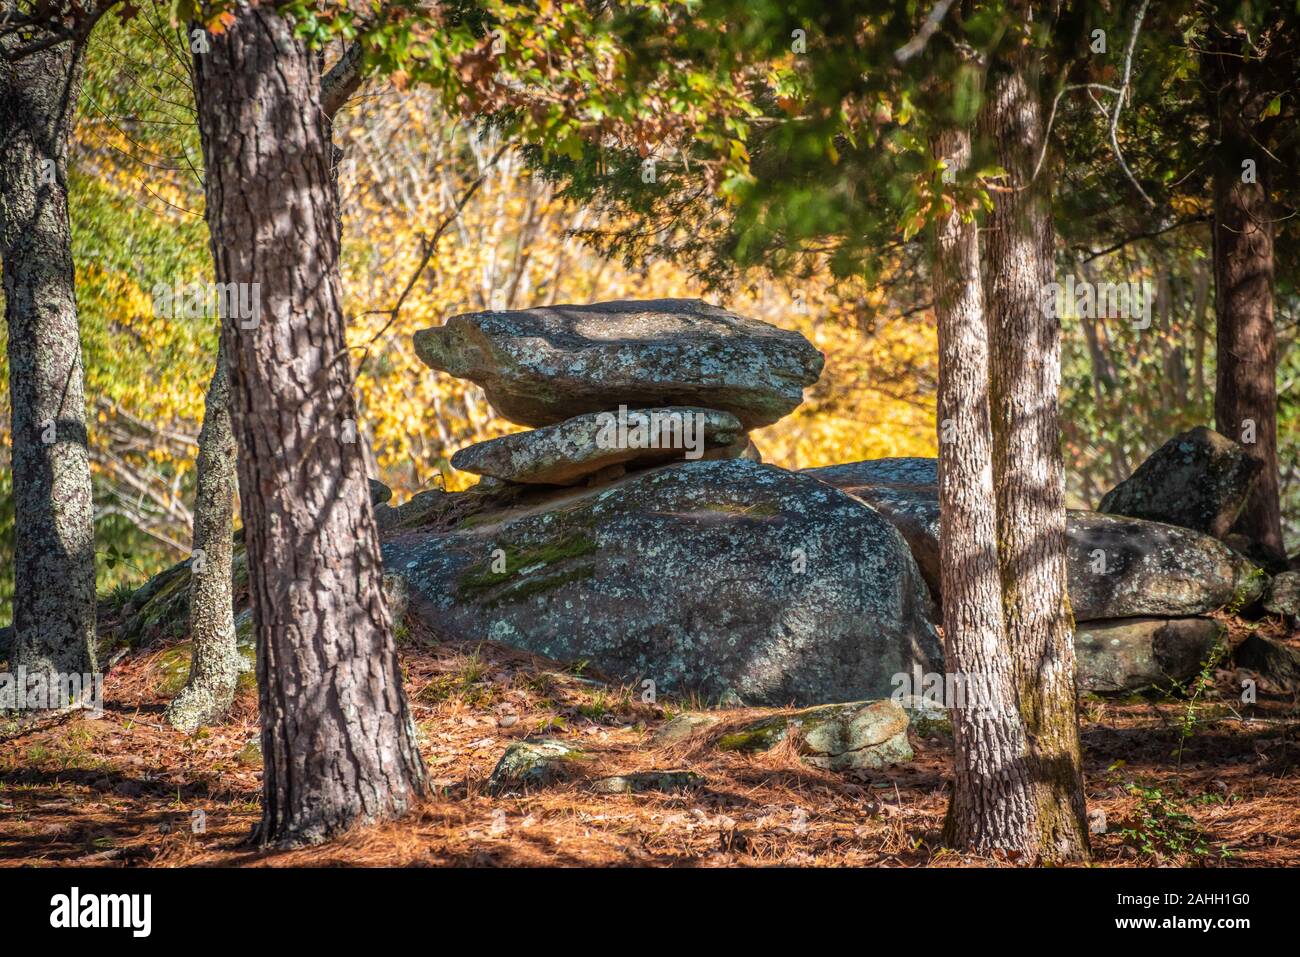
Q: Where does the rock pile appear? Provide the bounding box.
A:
[414,298,821,486]
[805,453,1268,693]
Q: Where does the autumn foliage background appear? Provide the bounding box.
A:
[0,13,1295,623]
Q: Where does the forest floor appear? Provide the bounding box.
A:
[2,619,1299,867]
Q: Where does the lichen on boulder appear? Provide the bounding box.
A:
[805,458,1265,622]
[486,739,585,794]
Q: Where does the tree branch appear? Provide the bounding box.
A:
[1073,213,1208,262]
[1107,0,1155,206]
[894,0,956,63]
[321,40,366,120]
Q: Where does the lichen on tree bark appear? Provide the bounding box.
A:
[0,37,98,695]
[166,342,240,732]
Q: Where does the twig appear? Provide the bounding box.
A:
[894,0,956,63]
[353,141,510,365]
[1108,0,1155,206]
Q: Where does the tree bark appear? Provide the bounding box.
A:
[0,38,98,691]
[166,340,240,732]
[931,127,1036,855]
[979,36,1090,862]
[192,6,427,845]
[1203,30,1284,566]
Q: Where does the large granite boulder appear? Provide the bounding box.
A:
[1068,511,1264,620]
[805,458,1265,621]
[450,407,744,486]
[1074,617,1224,693]
[413,299,824,429]
[1098,427,1260,538]
[384,459,941,706]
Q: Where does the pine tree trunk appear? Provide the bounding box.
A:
[192,7,427,845]
[166,341,240,732]
[0,40,98,691]
[931,128,1036,854]
[979,38,1090,863]
[1203,31,1284,565]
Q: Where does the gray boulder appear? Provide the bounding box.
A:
[805,459,1265,621]
[384,459,941,706]
[1074,617,1224,693]
[413,299,824,429]
[1235,634,1300,691]
[1098,427,1260,538]
[1067,512,1265,620]
[450,407,744,486]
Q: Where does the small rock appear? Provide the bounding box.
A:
[486,739,583,794]
[1264,571,1300,618]
[590,770,706,794]
[369,478,393,506]
[1098,427,1260,538]
[1234,634,1300,692]
[652,713,721,747]
[1088,808,1108,835]
[719,700,913,770]
[585,463,627,487]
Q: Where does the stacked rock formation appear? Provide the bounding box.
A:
[413,299,822,486]
[399,298,949,707]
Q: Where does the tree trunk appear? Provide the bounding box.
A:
[192,7,427,845]
[931,127,1036,854]
[1191,259,1210,409]
[979,37,1090,863]
[1203,30,1284,566]
[0,39,98,692]
[166,341,240,732]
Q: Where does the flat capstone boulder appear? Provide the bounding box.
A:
[413,299,824,429]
